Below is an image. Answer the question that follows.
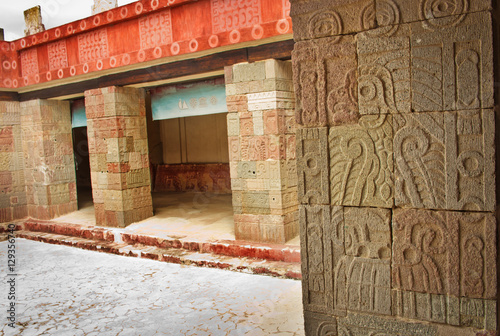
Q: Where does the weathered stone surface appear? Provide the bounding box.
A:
[300,205,344,314]
[85,86,152,227]
[377,0,491,28]
[24,6,45,36]
[392,290,460,325]
[232,62,266,83]
[344,207,391,259]
[356,25,411,114]
[456,212,496,299]
[297,127,329,205]
[460,298,497,331]
[335,256,392,315]
[330,114,393,208]
[91,0,118,15]
[0,102,27,223]
[290,0,375,41]
[411,11,494,112]
[337,312,438,335]
[20,99,76,220]
[393,209,496,299]
[303,311,338,336]
[394,110,495,211]
[293,36,359,127]
[393,209,459,296]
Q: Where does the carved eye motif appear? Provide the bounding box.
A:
[430,0,457,17]
[308,11,342,39]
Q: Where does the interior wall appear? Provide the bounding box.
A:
[159,113,229,164]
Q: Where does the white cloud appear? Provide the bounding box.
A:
[1,0,137,41]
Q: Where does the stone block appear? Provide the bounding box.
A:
[226,113,239,136]
[460,298,496,331]
[392,290,460,325]
[337,312,438,335]
[290,0,375,41]
[239,117,254,136]
[300,205,345,315]
[293,36,359,127]
[344,207,391,259]
[410,11,494,112]
[303,311,337,336]
[237,161,257,179]
[228,137,240,162]
[336,256,392,315]
[247,91,295,111]
[265,59,293,80]
[232,62,266,83]
[330,114,393,208]
[357,24,411,114]
[226,95,247,113]
[241,191,270,215]
[394,110,495,211]
[252,111,264,135]
[393,209,496,299]
[297,127,329,205]
[377,0,491,27]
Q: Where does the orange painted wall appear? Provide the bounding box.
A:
[0,0,292,90]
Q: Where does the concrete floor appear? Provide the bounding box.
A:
[53,189,300,245]
[0,239,304,336]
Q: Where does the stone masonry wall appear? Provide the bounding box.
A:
[85,86,153,227]
[0,101,27,222]
[21,99,77,220]
[290,0,497,335]
[225,59,299,244]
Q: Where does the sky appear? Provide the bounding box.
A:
[1,0,137,41]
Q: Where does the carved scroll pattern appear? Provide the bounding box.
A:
[393,209,459,296]
[330,114,393,208]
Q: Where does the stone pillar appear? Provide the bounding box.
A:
[21,100,77,220]
[0,101,27,222]
[85,86,153,227]
[225,59,298,244]
[290,0,497,335]
[24,6,45,36]
[91,0,118,15]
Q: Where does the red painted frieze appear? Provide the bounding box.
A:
[0,0,292,90]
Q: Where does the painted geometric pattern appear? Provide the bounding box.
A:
[139,9,173,50]
[48,41,69,71]
[21,49,39,77]
[211,0,261,34]
[78,29,109,64]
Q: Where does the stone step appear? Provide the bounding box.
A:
[12,230,302,280]
[15,219,301,263]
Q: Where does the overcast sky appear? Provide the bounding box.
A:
[1,0,137,41]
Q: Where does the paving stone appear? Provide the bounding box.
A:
[0,239,304,335]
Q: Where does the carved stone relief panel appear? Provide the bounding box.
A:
[410,11,493,112]
[394,110,494,211]
[356,25,410,114]
[330,114,393,208]
[297,127,329,205]
[293,36,358,127]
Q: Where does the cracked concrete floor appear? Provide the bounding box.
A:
[0,239,304,336]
